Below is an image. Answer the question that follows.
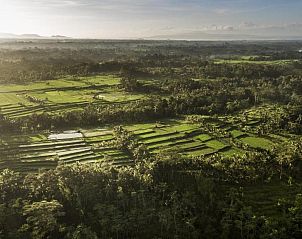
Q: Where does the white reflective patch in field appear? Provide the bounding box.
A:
[48,131,83,140]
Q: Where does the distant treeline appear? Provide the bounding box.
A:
[0,40,302,84]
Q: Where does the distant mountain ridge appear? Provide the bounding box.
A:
[20,34,42,38]
[0,33,70,39]
[51,35,70,39]
[148,31,302,41]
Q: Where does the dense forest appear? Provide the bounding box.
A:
[1,149,302,239]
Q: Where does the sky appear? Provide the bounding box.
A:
[0,0,302,39]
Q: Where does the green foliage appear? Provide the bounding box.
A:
[0,158,301,238]
[21,200,66,239]
[113,126,150,162]
[220,188,264,239]
[67,224,98,239]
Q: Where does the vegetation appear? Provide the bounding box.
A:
[1,39,302,238]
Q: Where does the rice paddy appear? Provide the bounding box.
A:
[0,76,298,172]
[0,75,146,119]
[1,111,293,172]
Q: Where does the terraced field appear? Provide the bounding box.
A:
[0,75,146,119]
[128,122,220,156]
[1,113,294,172]
[0,129,133,172]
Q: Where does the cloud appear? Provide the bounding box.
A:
[213,8,231,15]
[276,23,302,30]
[205,22,302,33]
[239,22,257,29]
[202,24,235,31]
[160,26,175,31]
[222,25,234,31]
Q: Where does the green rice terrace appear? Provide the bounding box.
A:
[0,112,295,172]
[0,75,146,119]
[0,74,301,173]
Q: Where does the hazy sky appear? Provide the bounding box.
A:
[0,0,302,38]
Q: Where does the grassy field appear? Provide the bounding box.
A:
[0,75,147,119]
[240,136,274,149]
